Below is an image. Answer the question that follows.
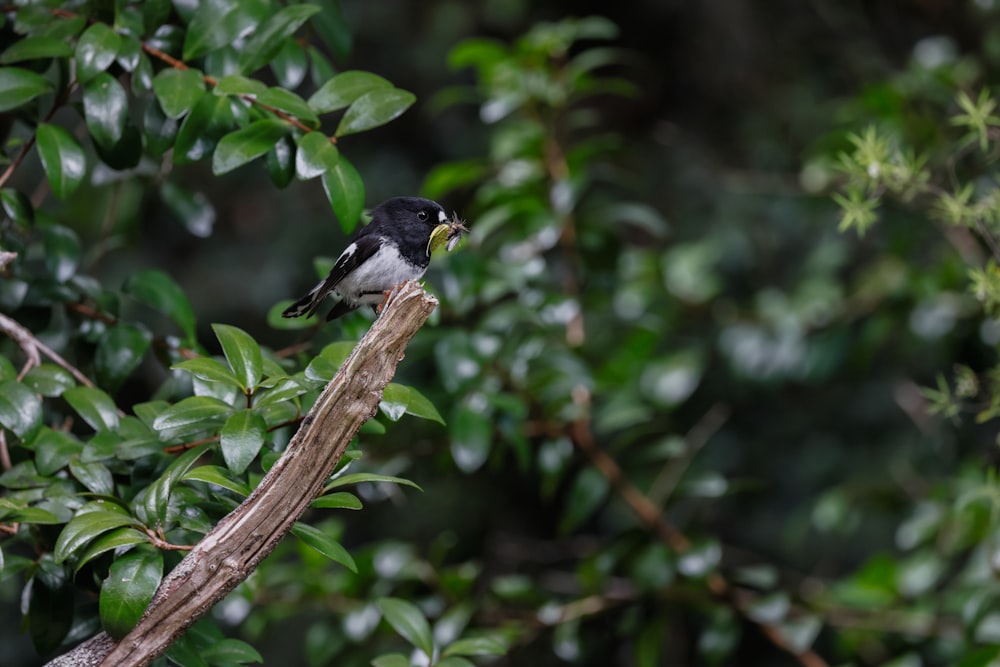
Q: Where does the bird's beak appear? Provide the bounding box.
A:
[427,214,469,255]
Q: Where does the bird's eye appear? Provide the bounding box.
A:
[417,210,429,221]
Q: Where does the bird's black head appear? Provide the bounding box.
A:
[368,196,447,233]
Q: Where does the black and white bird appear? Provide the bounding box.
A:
[282,196,466,321]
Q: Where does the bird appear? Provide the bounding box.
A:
[282,196,467,321]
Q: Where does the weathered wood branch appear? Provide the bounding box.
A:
[46,280,438,667]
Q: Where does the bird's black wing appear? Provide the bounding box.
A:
[281,235,384,318]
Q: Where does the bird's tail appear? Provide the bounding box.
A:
[281,281,328,318]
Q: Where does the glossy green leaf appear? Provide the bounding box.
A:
[0,500,60,525]
[371,655,409,667]
[142,445,210,527]
[183,0,263,60]
[76,23,121,82]
[0,380,42,439]
[321,154,365,233]
[444,635,508,658]
[256,87,318,127]
[311,0,351,60]
[560,467,609,532]
[143,99,178,157]
[43,224,81,282]
[83,73,129,150]
[0,35,73,64]
[124,269,197,341]
[181,465,251,496]
[64,386,120,432]
[1,188,33,226]
[96,323,152,391]
[76,527,149,573]
[69,459,114,495]
[254,377,308,407]
[212,119,291,175]
[100,550,163,639]
[434,658,475,667]
[265,135,296,188]
[174,92,236,164]
[335,88,415,137]
[22,364,75,397]
[172,357,241,387]
[324,472,422,492]
[220,410,266,474]
[151,396,231,435]
[153,67,206,119]
[310,491,362,510]
[239,3,321,74]
[308,70,392,113]
[212,323,263,391]
[54,510,138,563]
[201,638,264,664]
[295,131,339,180]
[377,597,434,657]
[0,67,53,111]
[160,181,216,238]
[35,123,87,199]
[33,428,80,475]
[214,74,268,96]
[291,522,357,572]
[271,38,308,89]
[450,404,493,473]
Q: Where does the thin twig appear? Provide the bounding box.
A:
[0,312,95,386]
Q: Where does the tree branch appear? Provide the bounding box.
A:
[45,280,438,667]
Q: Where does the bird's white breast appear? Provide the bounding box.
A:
[336,241,425,305]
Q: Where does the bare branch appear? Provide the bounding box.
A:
[45,281,438,667]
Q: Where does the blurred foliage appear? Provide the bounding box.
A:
[7,1,1000,667]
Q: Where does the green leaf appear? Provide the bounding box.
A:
[220,410,266,474]
[324,472,422,492]
[311,0,352,60]
[172,357,241,388]
[214,74,268,96]
[443,635,508,658]
[310,491,362,510]
[43,224,81,282]
[266,135,296,188]
[183,0,263,60]
[201,638,264,664]
[254,377,308,407]
[181,465,251,496]
[64,386,120,432]
[75,23,121,83]
[291,522,357,572]
[450,404,493,473]
[271,38,308,89]
[174,92,236,164]
[151,396,231,436]
[308,70,392,113]
[69,459,114,495]
[153,67,206,119]
[212,323,263,391]
[142,445,210,526]
[560,466,609,533]
[213,119,291,175]
[0,67,53,112]
[125,269,197,341]
[23,364,75,397]
[321,154,365,233]
[239,3,321,74]
[435,658,476,667]
[1,188,33,226]
[385,383,444,424]
[160,181,216,238]
[0,36,73,64]
[76,527,149,573]
[54,509,138,563]
[295,131,339,180]
[0,380,42,439]
[35,123,87,199]
[377,597,435,657]
[33,428,81,475]
[100,550,163,639]
[83,73,129,150]
[335,87,415,137]
[256,87,318,126]
[96,323,152,391]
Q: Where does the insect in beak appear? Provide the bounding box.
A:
[428,213,469,255]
